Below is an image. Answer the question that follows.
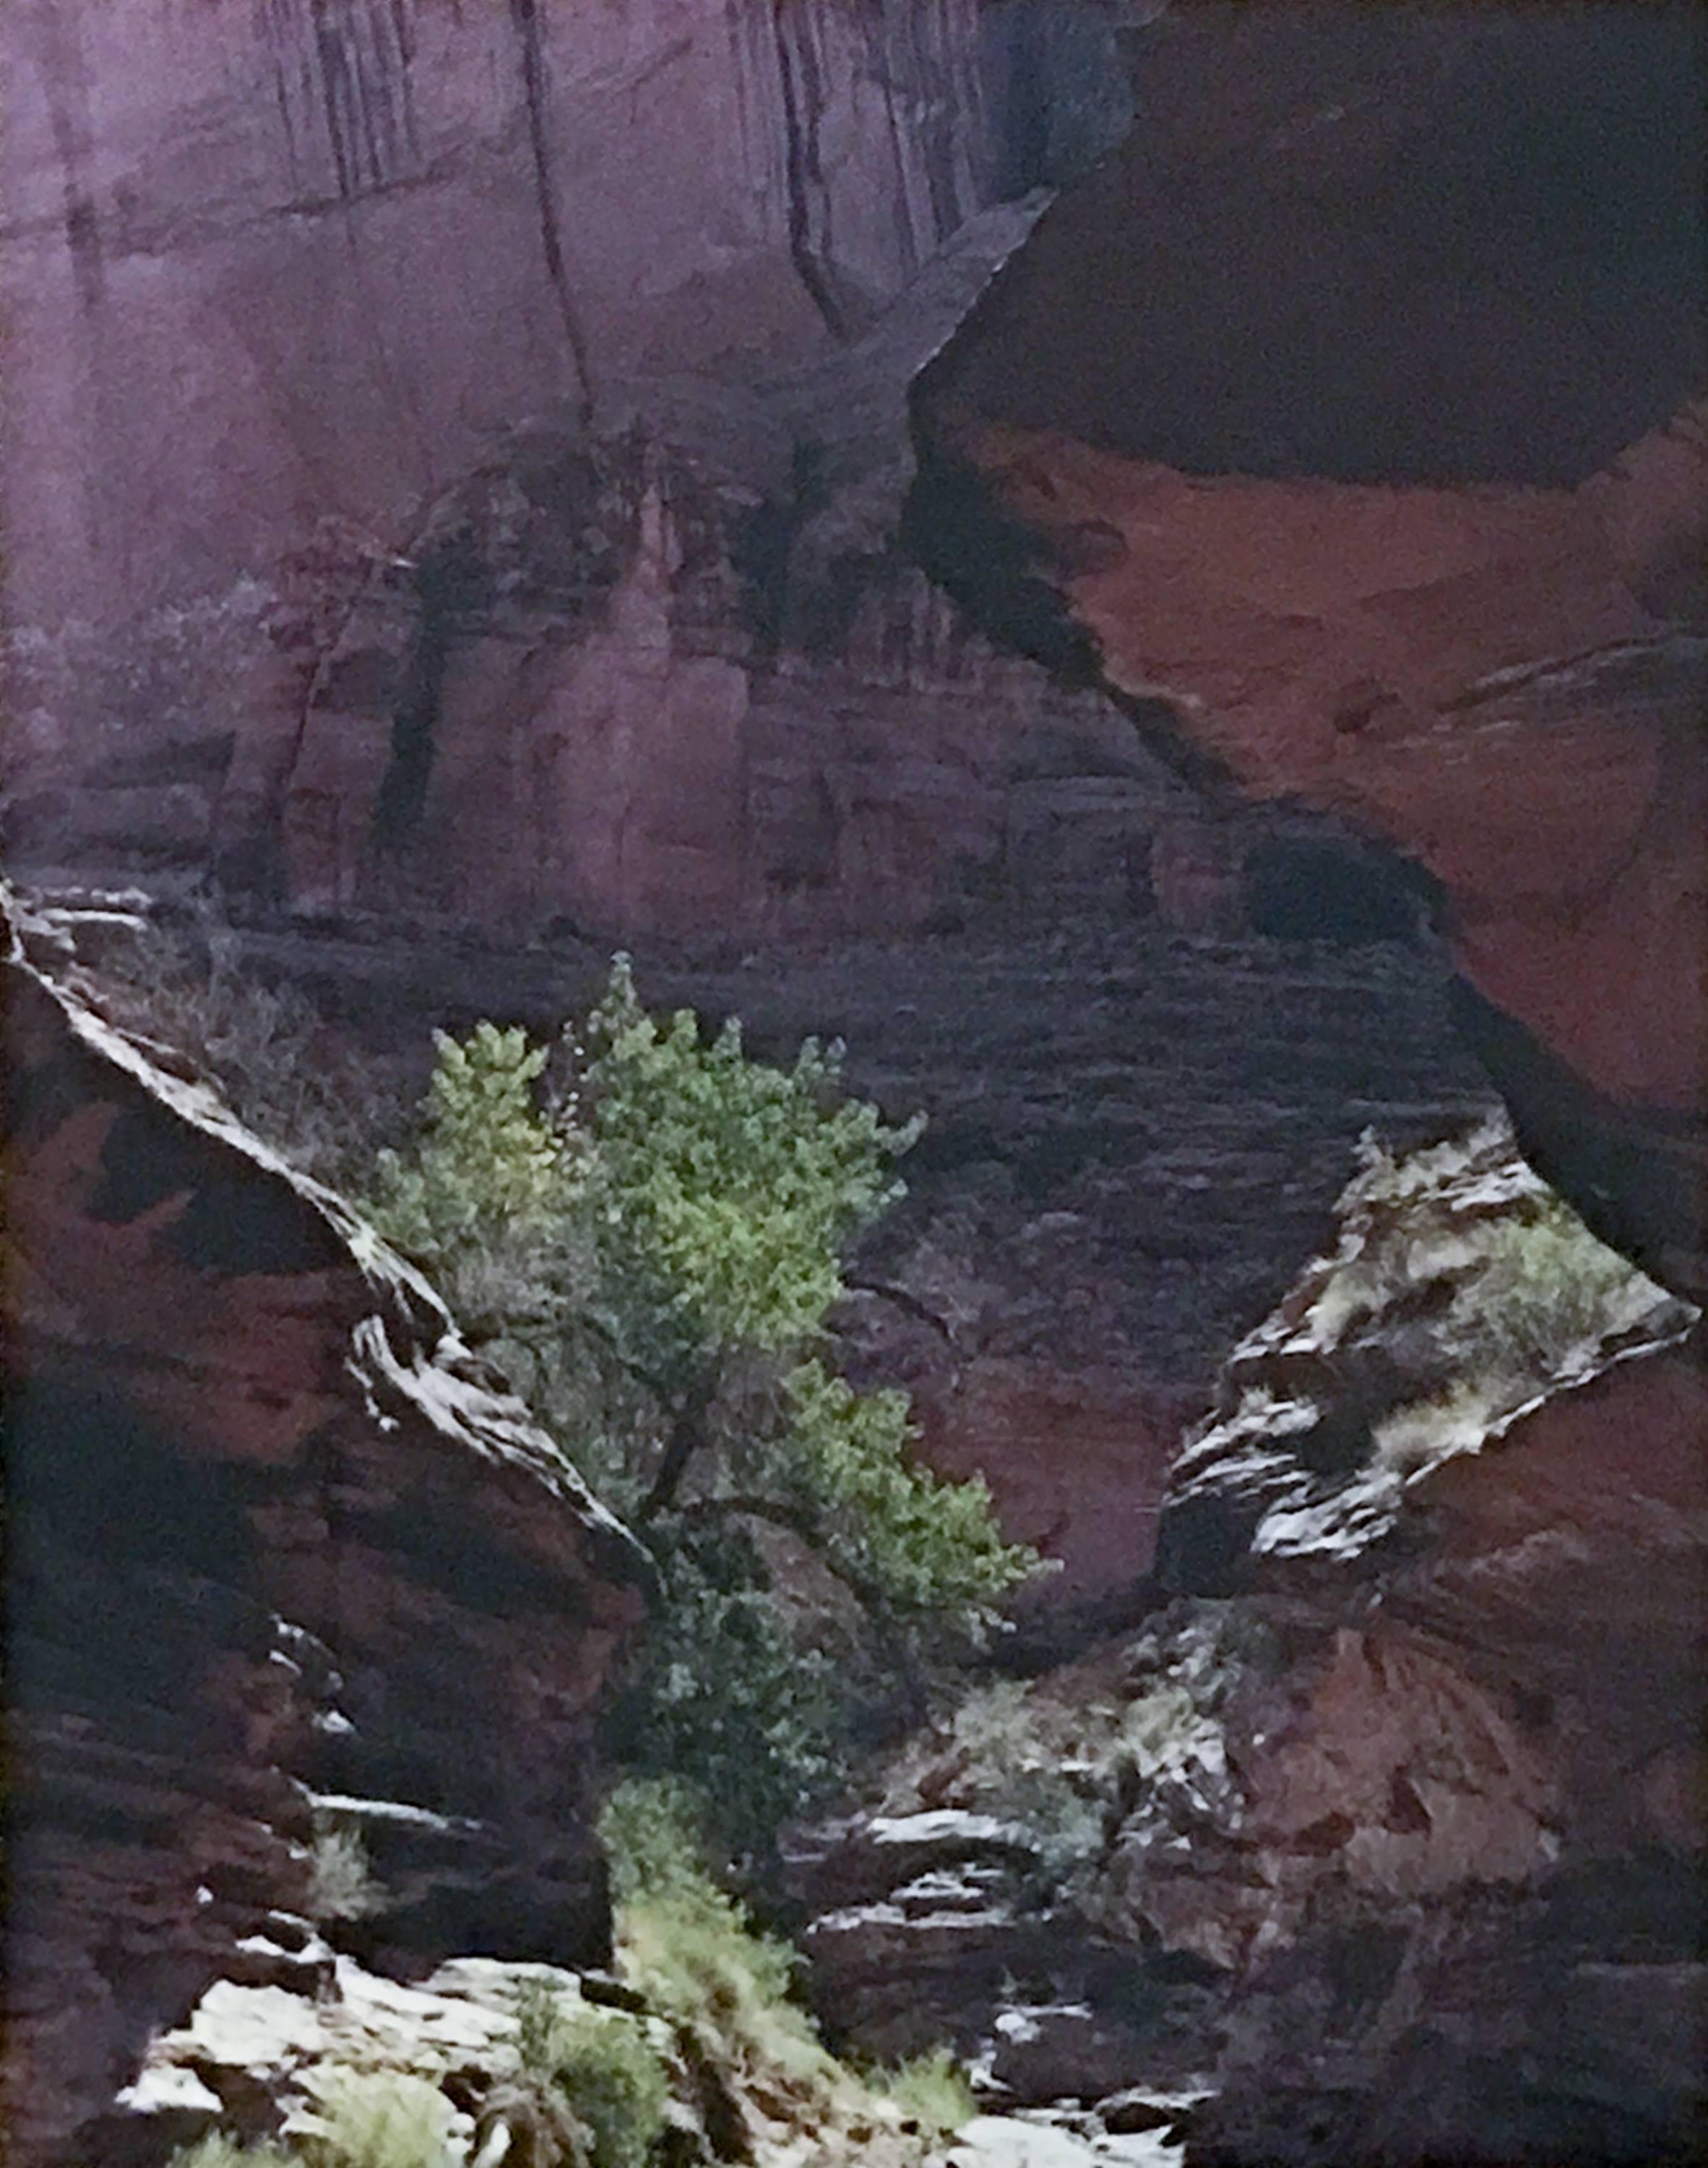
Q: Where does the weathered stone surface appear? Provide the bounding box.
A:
[0,901,647,2167]
[913,1,1708,1303]
[1154,1119,1691,1592]
[88,1950,553,2162]
[795,1132,1708,2161]
[947,2115,1183,2168]
[1,0,1000,627]
[1,0,1152,939]
[94,1939,979,2168]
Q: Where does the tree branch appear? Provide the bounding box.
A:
[636,1382,714,1524]
[673,1493,928,1723]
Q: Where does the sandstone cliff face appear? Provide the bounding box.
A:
[1,0,992,916]
[66,894,1489,1642]
[911,1,1708,1304]
[858,14,1708,2152]
[4,178,1254,959]
[2,0,1229,971]
[3,0,993,625]
[0,903,647,2167]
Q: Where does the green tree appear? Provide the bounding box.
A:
[364,960,1035,1862]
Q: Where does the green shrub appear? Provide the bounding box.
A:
[600,1780,830,2088]
[512,1974,574,2082]
[297,2072,461,2168]
[1305,1121,1683,1482]
[597,1776,720,1911]
[509,1985,670,2168]
[547,2010,670,2168]
[1466,1196,1664,1377]
[296,2070,462,2168]
[873,2047,977,2135]
[603,1524,850,1864]
[168,2140,293,2168]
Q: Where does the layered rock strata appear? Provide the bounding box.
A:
[1,0,1164,945]
[3,0,998,630]
[49,894,1493,1635]
[0,903,647,2167]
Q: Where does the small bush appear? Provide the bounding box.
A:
[307,1823,383,1924]
[168,2140,293,2168]
[1466,1197,1665,1378]
[510,1975,670,2168]
[874,2047,976,2135]
[512,1974,574,2081]
[600,1781,829,2087]
[597,1776,720,1911]
[297,2070,462,2168]
[543,2009,670,2168]
[87,911,402,1186]
[603,1532,851,1867]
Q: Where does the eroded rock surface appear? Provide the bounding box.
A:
[794,1134,1707,2163]
[95,1945,968,2168]
[913,1,1708,1302]
[49,897,1494,1636]
[2,0,1171,947]
[0,901,647,2167]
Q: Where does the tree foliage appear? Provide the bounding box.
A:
[363,960,1035,1862]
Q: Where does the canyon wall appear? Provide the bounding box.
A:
[1,0,987,909]
[3,0,997,627]
[794,1131,1707,2163]
[0,899,647,2167]
[780,7,1708,2158]
[913,0,1708,1306]
[1,0,1145,938]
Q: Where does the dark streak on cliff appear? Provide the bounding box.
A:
[774,9,850,340]
[511,0,597,423]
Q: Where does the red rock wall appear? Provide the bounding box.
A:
[1,0,1012,915]
[0,906,647,2167]
[795,1132,1707,2160]
[274,463,1196,940]
[913,0,1708,1302]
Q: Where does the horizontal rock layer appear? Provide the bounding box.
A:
[2,0,1006,628]
[61,899,1492,1633]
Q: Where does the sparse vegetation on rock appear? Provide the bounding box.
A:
[1160,1117,1691,1581]
[148,1781,976,2168]
[72,905,405,1186]
[306,1821,384,1927]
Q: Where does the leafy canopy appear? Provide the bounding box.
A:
[582,958,914,1387]
[363,960,1035,1860]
